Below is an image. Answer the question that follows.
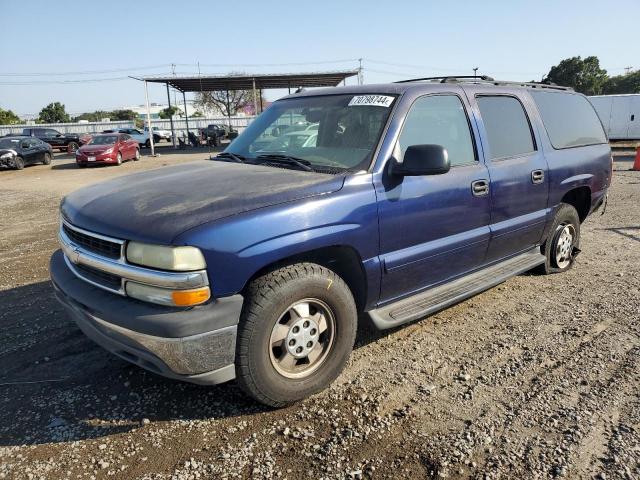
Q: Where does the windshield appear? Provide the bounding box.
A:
[0,139,20,149]
[226,93,396,172]
[89,135,117,145]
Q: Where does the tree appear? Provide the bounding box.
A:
[38,102,70,123]
[543,56,609,95]
[0,108,21,125]
[603,70,640,94]
[73,111,109,122]
[158,106,181,119]
[110,109,138,121]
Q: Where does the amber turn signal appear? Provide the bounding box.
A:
[171,287,211,306]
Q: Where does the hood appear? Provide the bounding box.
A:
[80,144,114,153]
[61,161,345,244]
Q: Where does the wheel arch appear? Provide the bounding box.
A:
[243,245,368,313]
[560,186,591,222]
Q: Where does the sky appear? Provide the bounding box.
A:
[1,0,638,117]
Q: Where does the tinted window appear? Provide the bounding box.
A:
[530,91,607,148]
[397,95,475,167]
[477,96,535,159]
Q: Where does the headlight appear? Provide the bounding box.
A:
[103,147,114,154]
[126,242,206,271]
[125,282,210,307]
[0,152,14,160]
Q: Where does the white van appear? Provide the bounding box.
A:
[589,94,640,140]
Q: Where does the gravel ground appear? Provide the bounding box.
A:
[0,151,638,480]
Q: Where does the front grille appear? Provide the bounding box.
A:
[75,263,122,290]
[63,224,121,259]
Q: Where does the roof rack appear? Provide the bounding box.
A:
[395,76,572,91]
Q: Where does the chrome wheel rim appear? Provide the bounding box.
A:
[554,224,575,269]
[269,298,335,379]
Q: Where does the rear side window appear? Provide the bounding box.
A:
[397,95,476,167]
[477,96,535,160]
[530,91,607,149]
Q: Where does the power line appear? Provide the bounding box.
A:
[0,77,132,85]
[0,65,171,77]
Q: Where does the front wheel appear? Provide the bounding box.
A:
[14,156,24,170]
[144,140,151,149]
[236,263,357,407]
[133,149,140,161]
[115,153,122,165]
[538,203,581,274]
[42,152,52,165]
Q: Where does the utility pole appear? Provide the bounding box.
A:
[624,66,634,74]
[358,58,363,85]
[473,67,478,79]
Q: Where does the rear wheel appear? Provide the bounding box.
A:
[236,263,357,407]
[42,152,52,165]
[538,203,581,274]
[67,142,79,153]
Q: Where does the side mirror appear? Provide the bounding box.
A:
[390,144,450,176]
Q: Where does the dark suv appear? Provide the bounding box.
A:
[50,77,611,406]
[22,128,81,152]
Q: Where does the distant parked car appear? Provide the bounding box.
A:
[0,136,53,170]
[103,128,156,148]
[79,132,99,145]
[75,133,139,167]
[145,126,171,142]
[22,127,81,152]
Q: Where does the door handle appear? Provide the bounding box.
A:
[471,179,489,197]
[531,169,545,184]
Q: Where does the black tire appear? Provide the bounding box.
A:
[42,152,52,165]
[116,153,122,166]
[538,203,581,274]
[236,263,357,407]
[67,142,79,153]
[133,149,140,161]
[145,140,151,149]
[14,156,24,170]
[153,134,161,143]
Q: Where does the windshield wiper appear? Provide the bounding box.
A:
[255,154,313,172]
[213,151,246,163]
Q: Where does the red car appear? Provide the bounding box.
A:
[75,133,140,167]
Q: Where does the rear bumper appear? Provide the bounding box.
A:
[50,250,243,385]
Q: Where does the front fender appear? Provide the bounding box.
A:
[174,175,380,300]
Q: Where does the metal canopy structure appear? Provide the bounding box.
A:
[142,71,359,93]
[134,70,359,155]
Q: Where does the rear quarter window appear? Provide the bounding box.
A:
[530,91,607,149]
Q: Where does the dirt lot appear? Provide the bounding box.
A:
[0,149,638,480]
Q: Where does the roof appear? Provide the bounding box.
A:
[140,71,359,92]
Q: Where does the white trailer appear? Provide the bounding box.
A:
[589,94,640,140]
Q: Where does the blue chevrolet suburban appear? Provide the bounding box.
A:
[50,77,611,406]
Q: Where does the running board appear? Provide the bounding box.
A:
[368,248,545,330]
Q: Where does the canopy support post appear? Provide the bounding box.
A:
[182,90,190,141]
[259,89,263,113]
[144,80,156,157]
[226,88,231,128]
[252,78,258,118]
[166,83,176,148]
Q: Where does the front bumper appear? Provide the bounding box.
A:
[50,250,243,385]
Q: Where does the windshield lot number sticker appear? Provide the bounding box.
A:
[348,95,394,107]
